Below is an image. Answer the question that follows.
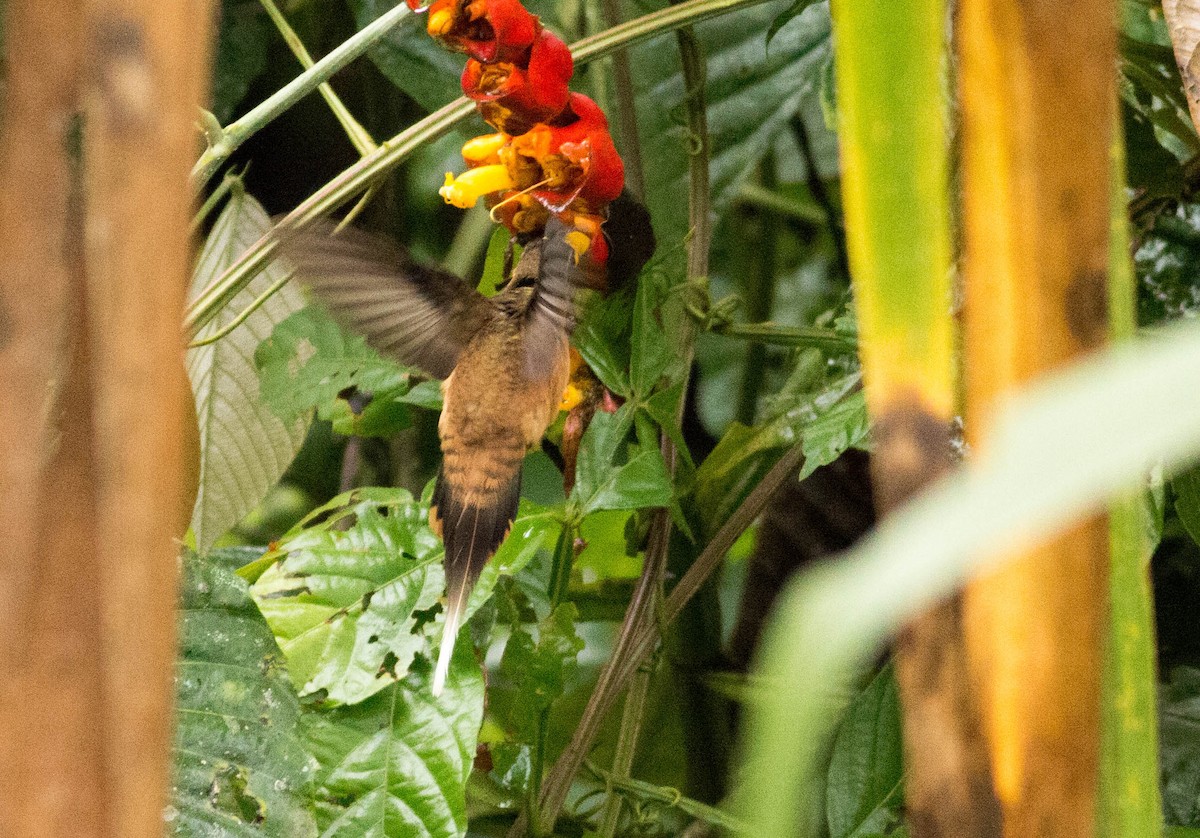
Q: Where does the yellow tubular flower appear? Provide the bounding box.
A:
[461,133,509,164]
[558,383,584,412]
[439,164,515,208]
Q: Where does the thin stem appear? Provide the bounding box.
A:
[792,114,851,282]
[587,762,749,833]
[736,156,779,425]
[613,442,806,690]
[190,1,410,187]
[601,0,646,201]
[185,271,293,348]
[190,170,240,237]
[734,182,825,225]
[183,0,778,339]
[597,662,652,837]
[662,444,803,627]
[714,321,857,351]
[258,0,378,156]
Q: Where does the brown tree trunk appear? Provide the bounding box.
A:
[0,0,212,835]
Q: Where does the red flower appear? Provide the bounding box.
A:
[421,0,539,64]
[461,29,573,136]
[506,93,624,213]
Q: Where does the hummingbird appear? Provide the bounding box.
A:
[279,216,588,695]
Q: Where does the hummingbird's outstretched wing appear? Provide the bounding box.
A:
[277,221,491,379]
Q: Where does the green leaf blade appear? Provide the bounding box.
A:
[172,552,319,838]
[303,648,485,838]
[187,187,311,552]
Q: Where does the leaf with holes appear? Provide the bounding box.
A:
[171,551,319,837]
[255,305,413,429]
[252,490,444,706]
[187,186,310,553]
[302,646,485,838]
[253,489,557,706]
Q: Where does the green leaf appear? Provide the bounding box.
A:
[478,226,514,298]
[574,289,634,397]
[255,305,412,427]
[1161,667,1200,828]
[399,379,445,410]
[1120,33,1200,160]
[171,551,319,837]
[826,666,904,838]
[767,0,821,45]
[253,489,556,706]
[326,387,413,438]
[252,490,444,705]
[187,186,310,552]
[573,407,674,515]
[303,645,485,838]
[493,603,585,742]
[630,269,680,398]
[739,320,1200,837]
[211,0,270,124]
[1173,464,1200,548]
[630,0,831,246]
[348,0,468,112]
[798,389,869,480]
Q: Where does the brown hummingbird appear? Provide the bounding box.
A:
[279,217,587,695]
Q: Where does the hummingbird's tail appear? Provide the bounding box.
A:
[428,464,522,696]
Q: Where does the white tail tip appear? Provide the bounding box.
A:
[431,615,459,697]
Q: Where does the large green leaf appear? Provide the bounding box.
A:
[630,0,831,245]
[252,488,557,706]
[825,666,904,838]
[1161,667,1200,828]
[253,491,444,706]
[211,0,271,124]
[303,646,485,838]
[348,0,465,113]
[255,305,418,438]
[739,321,1200,837]
[187,186,310,552]
[171,551,319,837]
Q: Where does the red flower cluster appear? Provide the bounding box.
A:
[406,0,625,264]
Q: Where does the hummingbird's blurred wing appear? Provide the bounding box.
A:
[520,216,588,378]
[278,221,491,380]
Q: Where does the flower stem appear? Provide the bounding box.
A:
[190,1,408,187]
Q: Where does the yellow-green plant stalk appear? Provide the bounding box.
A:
[1098,119,1162,838]
[830,0,1001,834]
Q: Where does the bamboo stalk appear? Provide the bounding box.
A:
[1099,118,1162,838]
[958,0,1117,835]
[829,1,1002,835]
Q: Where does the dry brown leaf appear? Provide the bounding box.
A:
[1163,0,1200,133]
